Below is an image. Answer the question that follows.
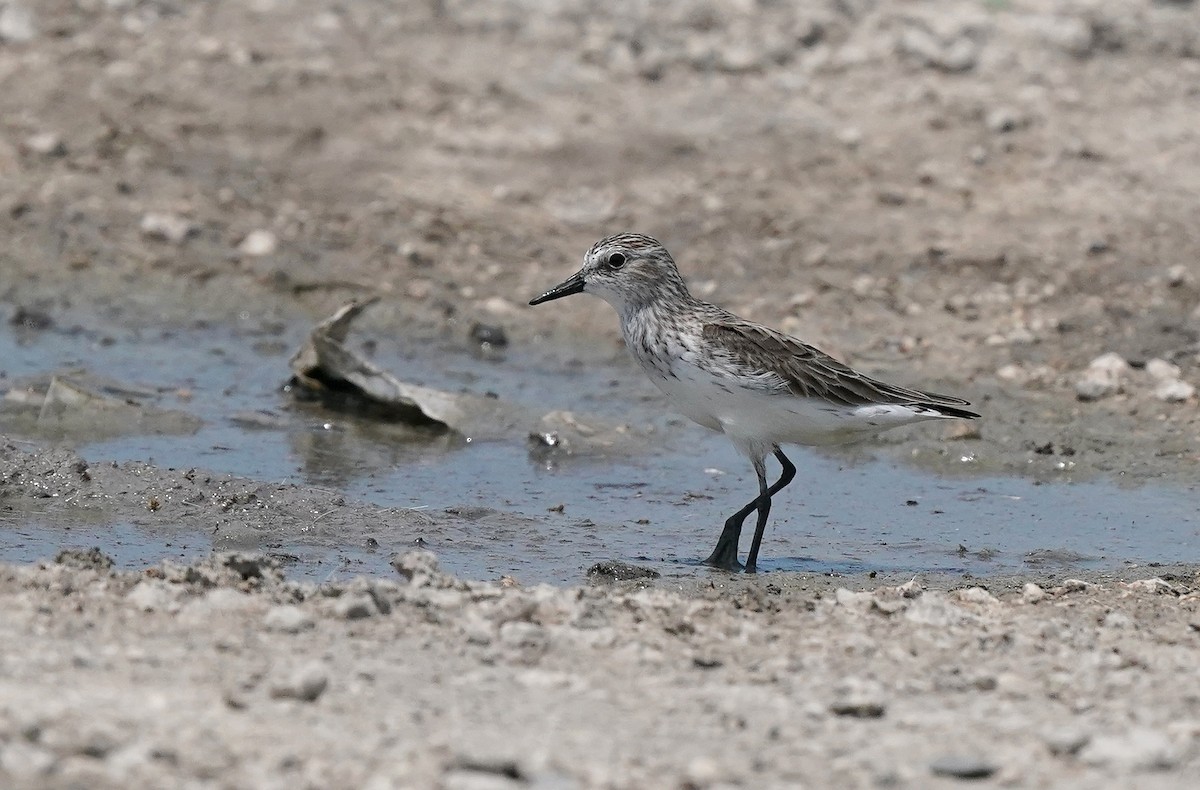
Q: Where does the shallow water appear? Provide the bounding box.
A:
[1,315,1198,584]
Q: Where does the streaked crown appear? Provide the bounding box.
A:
[579,233,691,313]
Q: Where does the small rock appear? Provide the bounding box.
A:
[1155,379,1195,403]
[10,305,53,330]
[1123,578,1177,595]
[1044,728,1091,756]
[585,561,661,582]
[1079,728,1178,770]
[190,587,254,615]
[55,547,114,571]
[334,594,376,620]
[442,770,523,790]
[829,678,887,718]
[1101,611,1133,629]
[836,126,863,149]
[1057,579,1092,594]
[0,741,56,779]
[1073,370,1114,400]
[480,296,518,316]
[264,605,315,633]
[1165,264,1189,287]
[1075,352,1128,401]
[0,3,37,43]
[269,663,328,702]
[834,587,873,609]
[238,229,277,257]
[498,621,548,651]
[871,596,908,615]
[684,756,723,786]
[399,241,433,266]
[1031,15,1094,57]
[125,580,177,613]
[444,754,525,790]
[897,26,979,72]
[1020,583,1046,604]
[955,587,999,606]
[996,363,1026,383]
[986,107,1021,133]
[469,322,508,348]
[391,549,442,585]
[930,755,997,779]
[140,213,197,244]
[22,131,65,157]
[1145,358,1181,381]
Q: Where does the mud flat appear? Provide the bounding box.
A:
[2,0,1200,787]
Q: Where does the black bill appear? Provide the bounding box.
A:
[529,270,586,306]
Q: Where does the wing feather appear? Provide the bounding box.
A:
[701,320,979,417]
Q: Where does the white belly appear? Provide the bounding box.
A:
[645,361,941,447]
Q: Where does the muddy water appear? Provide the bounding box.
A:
[1,316,1198,584]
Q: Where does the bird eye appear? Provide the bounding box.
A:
[606,252,627,269]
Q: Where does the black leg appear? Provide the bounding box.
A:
[744,448,797,574]
[703,461,769,572]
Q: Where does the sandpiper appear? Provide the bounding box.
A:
[530,233,979,573]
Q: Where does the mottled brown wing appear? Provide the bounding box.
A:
[701,320,977,413]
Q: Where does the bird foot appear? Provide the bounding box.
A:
[703,545,743,573]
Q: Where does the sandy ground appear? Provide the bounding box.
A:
[2,0,1200,787]
[1,550,1199,789]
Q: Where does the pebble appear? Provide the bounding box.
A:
[1101,611,1132,629]
[929,755,997,779]
[896,26,978,73]
[1020,583,1046,604]
[1044,728,1091,756]
[0,3,37,43]
[498,621,550,657]
[1145,358,1181,381]
[1124,578,1176,595]
[442,771,523,790]
[184,588,256,619]
[1074,352,1128,401]
[479,296,518,316]
[904,594,970,628]
[834,587,873,609]
[954,587,999,606]
[264,605,315,633]
[238,229,278,256]
[684,756,723,785]
[391,549,443,585]
[269,663,329,702]
[1165,264,1189,287]
[836,126,863,149]
[22,131,66,157]
[1029,15,1094,57]
[829,678,887,718]
[1079,728,1178,770]
[985,107,1021,133]
[1058,579,1092,594]
[140,212,197,245]
[334,593,376,620]
[1154,379,1194,403]
[0,740,56,779]
[469,322,508,348]
[125,580,178,613]
[585,561,661,582]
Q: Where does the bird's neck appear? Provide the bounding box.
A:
[615,277,696,322]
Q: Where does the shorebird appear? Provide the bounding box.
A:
[530,233,979,573]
